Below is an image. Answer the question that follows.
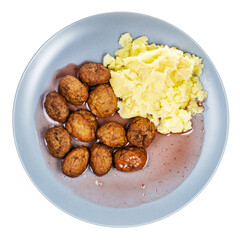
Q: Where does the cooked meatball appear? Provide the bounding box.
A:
[90,143,112,176]
[44,92,69,122]
[114,146,147,172]
[58,75,88,105]
[65,110,97,142]
[127,117,155,148]
[62,147,89,178]
[87,84,118,117]
[75,109,98,132]
[79,62,111,86]
[45,126,71,158]
[96,122,127,148]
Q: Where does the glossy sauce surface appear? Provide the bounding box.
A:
[35,63,205,208]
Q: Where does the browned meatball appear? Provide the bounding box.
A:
[75,109,98,132]
[62,147,89,178]
[96,122,127,148]
[65,110,97,142]
[127,117,155,148]
[58,75,88,105]
[114,146,147,172]
[79,62,111,86]
[90,143,112,176]
[44,92,69,122]
[45,126,71,158]
[87,84,117,117]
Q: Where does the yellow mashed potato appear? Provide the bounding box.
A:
[103,33,207,134]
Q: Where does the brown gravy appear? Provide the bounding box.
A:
[35,63,205,208]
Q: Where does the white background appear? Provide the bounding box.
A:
[1,0,239,239]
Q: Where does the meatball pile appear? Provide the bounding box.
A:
[43,62,156,178]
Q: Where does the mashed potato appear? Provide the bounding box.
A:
[103,33,207,134]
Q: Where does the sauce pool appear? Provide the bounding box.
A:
[35,63,205,208]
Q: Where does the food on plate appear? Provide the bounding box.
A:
[90,143,113,176]
[62,147,89,177]
[127,117,155,148]
[103,33,207,134]
[44,91,69,122]
[79,62,111,86]
[114,146,147,172]
[58,75,88,105]
[87,84,118,117]
[65,110,97,142]
[96,122,127,148]
[45,126,71,158]
[34,28,209,210]
[39,31,207,184]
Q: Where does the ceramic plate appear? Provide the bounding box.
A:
[13,12,229,227]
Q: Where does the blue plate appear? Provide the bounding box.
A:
[13,12,229,227]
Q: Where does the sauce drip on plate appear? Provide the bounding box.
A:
[35,63,205,208]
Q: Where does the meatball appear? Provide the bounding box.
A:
[127,117,155,148]
[74,109,98,132]
[96,122,127,148]
[87,84,118,117]
[58,75,88,105]
[65,110,97,142]
[114,146,147,172]
[90,143,112,176]
[45,126,71,158]
[79,62,111,86]
[44,92,69,122]
[62,147,89,178]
